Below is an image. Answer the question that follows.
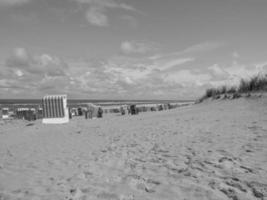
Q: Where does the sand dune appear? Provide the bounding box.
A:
[0,97,267,200]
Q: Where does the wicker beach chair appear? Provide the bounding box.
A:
[42,95,69,124]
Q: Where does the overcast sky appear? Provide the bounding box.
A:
[0,0,267,99]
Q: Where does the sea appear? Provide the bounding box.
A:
[0,99,194,108]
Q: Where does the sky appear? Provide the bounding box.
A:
[0,0,267,100]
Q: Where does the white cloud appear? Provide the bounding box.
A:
[183,41,224,54]
[0,79,10,88]
[223,61,261,85]
[164,70,212,86]
[74,0,137,26]
[15,70,24,77]
[86,7,109,27]
[0,0,30,6]
[124,76,134,85]
[120,41,157,54]
[3,45,266,99]
[6,48,32,68]
[255,61,267,72]
[209,64,227,76]
[6,48,67,77]
[158,58,195,70]
[74,0,135,10]
[149,41,224,60]
[14,47,28,59]
[208,61,267,87]
[232,51,240,59]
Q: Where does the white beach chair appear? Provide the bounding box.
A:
[42,95,69,124]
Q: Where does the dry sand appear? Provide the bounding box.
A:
[0,97,267,200]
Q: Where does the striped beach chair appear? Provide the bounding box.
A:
[42,95,69,124]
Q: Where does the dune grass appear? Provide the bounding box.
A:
[200,74,267,101]
[238,75,267,92]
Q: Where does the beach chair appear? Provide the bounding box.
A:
[130,104,138,115]
[37,107,43,119]
[84,103,99,119]
[120,106,127,115]
[16,108,28,120]
[42,95,69,124]
[1,108,9,119]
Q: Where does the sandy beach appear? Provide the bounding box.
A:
[0,97,267,200]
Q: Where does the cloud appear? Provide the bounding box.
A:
[158,58,195,71]
[0,0,138,27]
[120,41,158,55]
[255,62,267,72]
[0,0,30,6]
[0,48,72,98]
[164,70,212,87]
[6,48,68,77]
[209,64,228,77]
[208,61,267,87]
[149,41,225,60]
[6,48,31,68]
[183,41,225,54]
[224,61,259,81]
[15,69,24,77]
[2,44,267,99]
[74,0,137,26]
[98,54,206,98]
[86,6,109,27]
[74,0,136,11]
[232,51,240,59]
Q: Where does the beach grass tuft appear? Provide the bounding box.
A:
[199,74,267,102]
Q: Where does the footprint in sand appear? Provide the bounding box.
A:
[65,188,88,200]
[219,187,240,200]
[218,178,267,200]
[225,178,247,193]
[246,181,267,199]
[124,174,159,194]
[242,143,255,153]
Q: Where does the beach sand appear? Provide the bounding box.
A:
[0,97,267,200]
